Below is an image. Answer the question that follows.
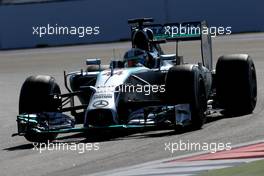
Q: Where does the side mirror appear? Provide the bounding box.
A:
[86,58,101,66]
[86,58,101,70]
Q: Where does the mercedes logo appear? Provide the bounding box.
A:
[92,100,109,108]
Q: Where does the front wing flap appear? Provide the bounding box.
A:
[14,113,157,135]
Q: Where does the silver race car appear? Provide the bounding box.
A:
[14,18,257,142]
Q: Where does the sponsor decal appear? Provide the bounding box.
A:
[93,94,113,99]
[92,100,109,108]
[102,70,123,76]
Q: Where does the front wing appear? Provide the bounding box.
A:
[13,104,192,136]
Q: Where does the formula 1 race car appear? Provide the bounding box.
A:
[13,18,257,142]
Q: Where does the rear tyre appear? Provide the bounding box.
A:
[165,65,207,129]
[216,54,257,115]
[19,75,61,142]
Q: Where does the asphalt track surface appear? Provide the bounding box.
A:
[0,33,264,176]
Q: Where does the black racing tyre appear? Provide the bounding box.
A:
[216,54,257,115]
[86,65,109,72]
[19,75,61,142]
[165,64,207,129]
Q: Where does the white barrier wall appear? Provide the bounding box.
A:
[0,0,263,49]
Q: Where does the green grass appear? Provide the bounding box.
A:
[198,159,264,176]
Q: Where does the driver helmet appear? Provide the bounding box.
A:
[124,48,148,67]
[144,28,154,40]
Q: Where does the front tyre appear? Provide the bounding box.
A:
[19,75,61,142]
[165,65,207,129]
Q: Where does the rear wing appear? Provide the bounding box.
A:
[144,22,201,41]
[138,21,213,70]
